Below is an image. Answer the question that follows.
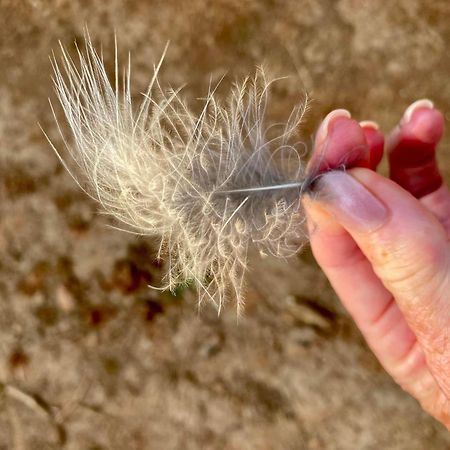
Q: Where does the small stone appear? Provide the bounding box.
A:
[55,284,75,312]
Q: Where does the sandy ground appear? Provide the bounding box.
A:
[0,0,449,449]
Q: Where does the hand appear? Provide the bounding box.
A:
[303,100,450,428]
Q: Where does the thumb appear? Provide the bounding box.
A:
[311,169,450,393]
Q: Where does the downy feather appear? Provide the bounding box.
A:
[46,35,312,313]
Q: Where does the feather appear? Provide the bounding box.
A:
[46,34,312,313]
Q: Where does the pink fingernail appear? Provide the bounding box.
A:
[359,120,379,130]
[315,171,388,233]
[315,109,351,145]
[403,99,434,123]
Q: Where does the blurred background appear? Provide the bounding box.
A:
[0,0,449,449]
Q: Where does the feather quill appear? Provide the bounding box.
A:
[47,35,312,312]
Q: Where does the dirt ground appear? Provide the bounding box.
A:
[0,0,449,449]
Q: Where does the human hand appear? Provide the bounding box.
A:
[303,100,450,428]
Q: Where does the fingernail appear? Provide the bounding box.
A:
[314,171,388,233]
[315,109,351,145]
[403,99,434,123]
[359,120,379,130]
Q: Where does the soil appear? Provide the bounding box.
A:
[0,0,449,449]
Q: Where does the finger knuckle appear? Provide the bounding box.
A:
[370,233,449,298]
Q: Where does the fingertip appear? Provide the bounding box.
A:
[330,117,371,169]
[388,101,445,198]
[391,101,444,149]
[311,170,389,234]
[359,120,379,131]
[403,99,434,124]
[401,106,445,145]
[318,167,448,277]
[314,109,351,147]
[310,111,370,174]
[360,122,384,170]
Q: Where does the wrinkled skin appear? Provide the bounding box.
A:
[304,100,450,429]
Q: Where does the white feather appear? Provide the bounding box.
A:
[47,34,312,313]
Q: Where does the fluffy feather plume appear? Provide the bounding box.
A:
[47,35,312,312]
